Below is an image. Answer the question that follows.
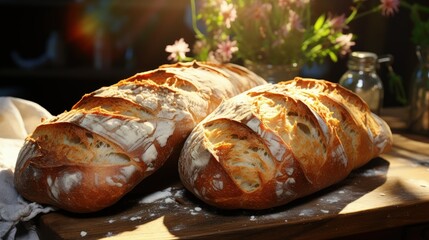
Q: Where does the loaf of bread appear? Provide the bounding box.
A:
[178,77,393,210]
[13,61,267,213]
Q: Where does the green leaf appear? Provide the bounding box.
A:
[328,51,338,62]
[314,15,326,31]
[310,44,323,54]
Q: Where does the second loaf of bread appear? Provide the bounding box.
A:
[178,77,393,210]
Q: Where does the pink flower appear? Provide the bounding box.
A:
[329,14,348,32]
[165,38,190,62]
[294,0,310,8]
[220,1,237,29]
[215,39,238,63]
[192,40,206,55]
[277,23,290,39]
[278,0,309,8]
[248,2,272,20]
[380,0,400,16]
[335,33,356,55]
[278,0,289,8]
[288,10,304,32]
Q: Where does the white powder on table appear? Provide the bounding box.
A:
[139,187,173,203]
[80,231,87,237]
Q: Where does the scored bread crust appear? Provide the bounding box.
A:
[178,77,393,210]
[13,61,267,213]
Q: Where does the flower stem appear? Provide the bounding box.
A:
[352,6,382,22]
[346,6,358,24]
[190,0,204,39]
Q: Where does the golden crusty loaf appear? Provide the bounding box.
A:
[178,77,393,210]
[13,61,267,213]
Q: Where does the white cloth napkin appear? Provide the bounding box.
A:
[0,97,56,240]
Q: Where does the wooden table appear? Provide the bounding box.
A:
[36,114,429,239]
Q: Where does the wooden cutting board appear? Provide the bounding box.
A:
[36,133,429,240]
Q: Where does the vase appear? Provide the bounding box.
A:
[409,45,429,135]
[244,60,301,84]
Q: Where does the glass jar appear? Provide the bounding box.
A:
[409,45,429,135]
[244,60,301,84]
[339,52,384,114]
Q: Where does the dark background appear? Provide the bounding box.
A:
[0,0,424,115]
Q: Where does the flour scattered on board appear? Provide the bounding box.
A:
[139,187,173,203]
[299,209,314,216]
[190,206,202,215]
[130,216,142,221]
[138,187,186,205]
[80,231,87,237]
[323,196,340,204]
[359,168,385,177]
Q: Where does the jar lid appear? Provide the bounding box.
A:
[348,51,378,70]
